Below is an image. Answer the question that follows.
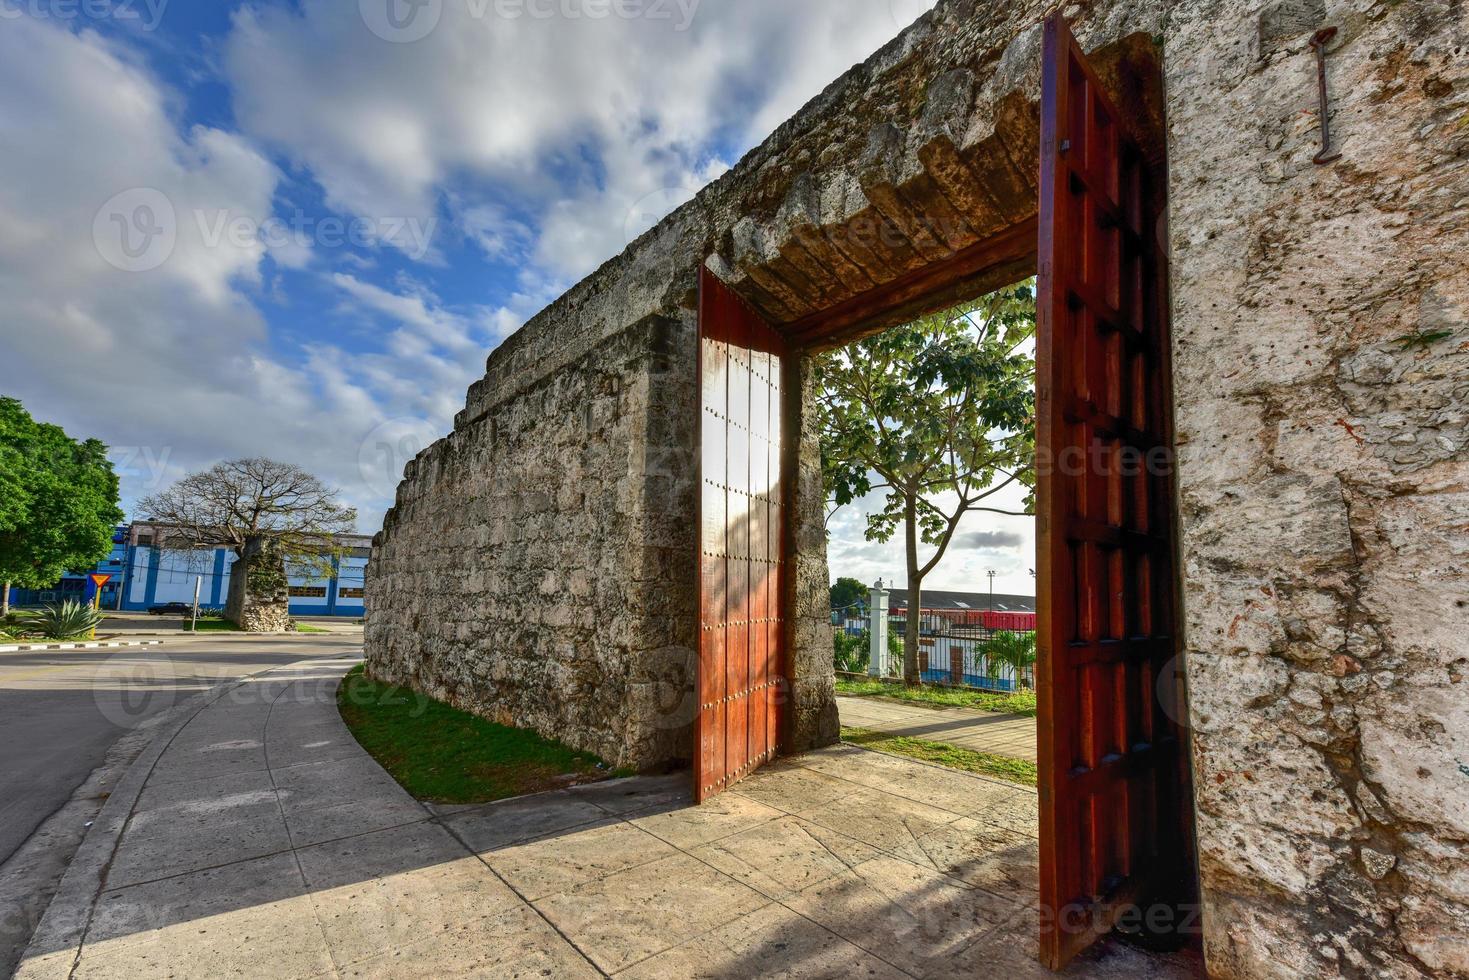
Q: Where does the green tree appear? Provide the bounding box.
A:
[829,576,867,612]
[0,398,123,616]
[817,283,1036,686]
[983,630,1037,689]
[138,458,356,630]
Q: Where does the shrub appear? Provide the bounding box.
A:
[32,599,105,640]
[833,629,870,673]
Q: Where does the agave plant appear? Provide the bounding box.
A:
[32,599,105,641]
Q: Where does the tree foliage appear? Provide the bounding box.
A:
[138,458,356,624]
[829,576,868,611]
[983,630,1037,688]
[817,283,1036,685]
[0,397,123,590]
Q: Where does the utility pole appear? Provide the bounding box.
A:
[190,576,202,633]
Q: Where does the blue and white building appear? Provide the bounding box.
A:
[6,523,373,618]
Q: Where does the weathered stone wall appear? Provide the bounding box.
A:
[368,0,1468,972]
[368,313,703,768]
[1159,1,1469,975]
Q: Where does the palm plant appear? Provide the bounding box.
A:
[984,630,1037,689]
[32,599,104,640]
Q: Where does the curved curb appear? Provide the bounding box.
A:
[12,669,275,980]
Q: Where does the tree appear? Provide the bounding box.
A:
[0,398,123,616]
[817,283,1036,686]
[829,576,867,612]
[137,459,356,630]
[984,630,1037,689]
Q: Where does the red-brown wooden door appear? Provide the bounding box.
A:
[696,267,788,803]
[1035,14,1197,970]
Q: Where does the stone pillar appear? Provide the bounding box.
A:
[867,582,889,678]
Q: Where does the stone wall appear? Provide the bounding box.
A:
[1159,0,1469,975]
[368,313,704,768]
[367,0,1468,973]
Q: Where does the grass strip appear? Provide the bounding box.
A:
[835,677,1037,717]
[337,665,621,804]
[841,726,1037,787]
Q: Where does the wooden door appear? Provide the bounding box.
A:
[1035,14,1196,969]
[696,267,788,803]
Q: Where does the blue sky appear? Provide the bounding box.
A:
[0,0,1033,593]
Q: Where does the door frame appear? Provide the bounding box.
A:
[694,15,1196,970]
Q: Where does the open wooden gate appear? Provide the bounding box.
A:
[1035,14,1197,970]
[695,268,788,803]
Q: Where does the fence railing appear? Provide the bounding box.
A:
[832,618,1035,692]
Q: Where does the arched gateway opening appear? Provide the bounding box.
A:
[693,16,1197,969]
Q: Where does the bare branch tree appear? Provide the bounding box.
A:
[138,459,356,627]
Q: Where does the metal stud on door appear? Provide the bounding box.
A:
[696,267,788,802]
[1035,14,1197,970]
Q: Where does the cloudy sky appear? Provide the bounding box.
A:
[0,0,1032,595]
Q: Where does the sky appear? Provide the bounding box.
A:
[0,0,1032,596]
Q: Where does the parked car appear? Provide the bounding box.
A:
[147,602,192,616]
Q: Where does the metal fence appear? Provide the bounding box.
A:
[831,613,1035,692]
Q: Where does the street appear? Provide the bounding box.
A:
[0,631,362,974]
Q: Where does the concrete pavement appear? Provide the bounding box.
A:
[0,633,362,976]
[17,658,1197,979]
[837,695,1038,763]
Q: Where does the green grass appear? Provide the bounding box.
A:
[295,624,332,634]
[337,665,622,804]
[187,619,242,632]
[841,727,1037,787]
[835,676,1037,717]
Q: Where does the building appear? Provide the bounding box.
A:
[6,524,372,618]
[886,588,1037,632]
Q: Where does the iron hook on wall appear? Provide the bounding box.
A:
[1310,27,1343,165]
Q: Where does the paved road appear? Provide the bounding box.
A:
[0,633,361,867]
[837,695,1038,763]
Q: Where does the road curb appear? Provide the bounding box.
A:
[0,640,166,654]
[12,673,257,980]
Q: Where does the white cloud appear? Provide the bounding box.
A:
[826,481,1037,596]
[223,0,922,282]
[3,1,935,538]
[0,17,502,529]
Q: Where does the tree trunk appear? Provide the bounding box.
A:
[903,495,923,687]
[1,581,9,618]
[224,541,256,625]
[226,537,291,632]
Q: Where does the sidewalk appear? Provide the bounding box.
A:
[18,660,1192,979]
[837,695,1038,763]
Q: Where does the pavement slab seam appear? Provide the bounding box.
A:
[789,743,1036,815]
[260,673,357,979]
[19,664,295,980]
[609,815,925,980]
[433,806,612,978]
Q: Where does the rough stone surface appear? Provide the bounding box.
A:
[368,0,1469,973]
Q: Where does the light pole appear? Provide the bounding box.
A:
[987,569,996,609]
